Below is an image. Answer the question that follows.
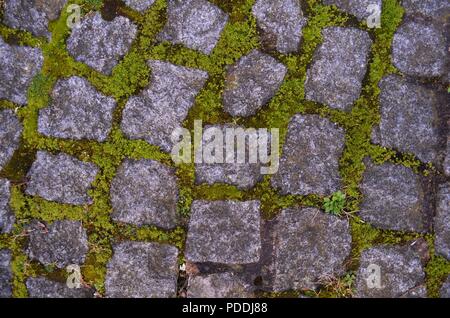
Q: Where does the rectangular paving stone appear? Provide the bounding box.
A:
[359,159,429,233]
[105,241,179,298]
[26,277,94,298]
[185,200,261,264]
[272,207,351,291]
[26,220,89,268]
[26,151,99,205]
[271,114,345,196]
[304,27,372,111]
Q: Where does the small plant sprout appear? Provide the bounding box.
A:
[323,191,346,216]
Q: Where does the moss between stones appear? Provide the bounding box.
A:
[0,0,447,297]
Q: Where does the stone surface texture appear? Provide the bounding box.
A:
[185,200,261,264]
[0,249,12,298]
[26,277,94,298]
[304,27,372,111]
[26,220,89,268]
[0,178,15,234]
[187,272,253,298]
[26,151,99,205]
[3,0,67,38]
[272,207,352,291]
[372,75,439,163]
[0,109,22,170]
[272,114,345,196]
[38,76,117,142]
[322,0,382,21]
[355,243,427,298]
[0,38,44,105]
[158,0,228,55]
[435,183,450,260]
[105,241,178,298]
[223,50,287,117]
[67,12,137,75]
[252,0,307,54]
[359,159,428,233]
[110,159,178,229]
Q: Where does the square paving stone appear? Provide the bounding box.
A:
[392,21,446,78]
[252,0,307,54]
[158,0,228,55]
[3,0,67,38]
[26,277,94,298]
[195,124,268,190]
[223,50,287,117]
[359,159,429,233]
[0,37,44,105]
[271,114,345,196]
[0,178,15,234]
[105,241,179,298]
[121,60,208,153]
[185,200,261,264]
[26,151,99,205]
[67,12,137,75]
[304,27,372,111]
[355,243,428,298]
[0,109,22,171]
[26,220,89,269]
[124,0,156,12]
[435,182,450,260]
[372,75,440,163]
[322,0,382,21]
[0,249,12,298]
[187,272,253,298]
[272,207,351,291]
[38,76,117,142]
[110,159,178,229]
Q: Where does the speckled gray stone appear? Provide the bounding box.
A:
[223,50,287,117]
[0,249,12,298]
[26,220,89,268]
[441,275,450,298]
[110,159,178,229]
[26,151,99,205]
[105,241,178,298]
[445,136,450,176]
[402,0,450,22]
[271,114,345,196]
[185,200,261,264]
[0,38,44,105]
[355,244,427,298]
[195,124,268,189]
[124,0,156,12]
[435,183,450,261]
[304,27,372,111]
[187,272,253,298]
[322,0,382,21]
[392,21,446,78]
[158,0,228,55]
[371,75,439,163]
[252,0,307,54]
[359,159,428,232]
[38,76,117,142]
[121,60,208,152]
[0,109,22,170]
[272,207,351,291]
[3,0,67,38]
[67,12,137,75]
[0,179,15,234]
[26,277,94,298]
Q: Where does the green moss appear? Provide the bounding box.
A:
[425,255,450,298]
